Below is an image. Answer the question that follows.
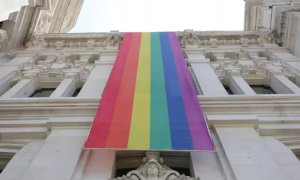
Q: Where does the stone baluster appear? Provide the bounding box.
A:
[188,53,228,96]
[77,54,115,98]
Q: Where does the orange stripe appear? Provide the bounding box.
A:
[105,33,141,148]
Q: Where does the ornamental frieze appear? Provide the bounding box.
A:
[11,54,95,84]
[25,33,122,50]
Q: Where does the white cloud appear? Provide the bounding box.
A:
[71,0,245,32]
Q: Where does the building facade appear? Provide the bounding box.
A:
[0,0,300,180]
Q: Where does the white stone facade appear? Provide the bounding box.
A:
[0,1,300,180]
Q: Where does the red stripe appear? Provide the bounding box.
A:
[84,33,132,148]
[105,33,141,148]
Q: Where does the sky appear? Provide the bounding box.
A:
[71,0,245,33]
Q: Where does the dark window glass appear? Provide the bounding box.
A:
[115,168,136,177]
[30,88,55,97]
[251,85,275,94]
[224,86,234,95]
[72,88,82,97]
[0,153,14,174]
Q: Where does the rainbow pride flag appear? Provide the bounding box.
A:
[85,32,213,150]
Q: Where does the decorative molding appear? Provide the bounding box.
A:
[33,0,84,33]
[177,31,263,48]
[111,152,198,180]
[209,51,293,82]
[11,54,95,85]
[25,33,122,50]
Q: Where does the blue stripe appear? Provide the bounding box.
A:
[159,32,193,150]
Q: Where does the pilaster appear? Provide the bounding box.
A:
[269,71,300,94]
[73,150,116,180]
[20,128,88,180]
[226,70,256,95]
[215,127,287,180]
[0,140,44,180]
[78,54,115,98]
[191,152,226,180]
[189,57,228,96]
[49,73,78,98]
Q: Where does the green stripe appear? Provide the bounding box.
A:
[150,32,172,149]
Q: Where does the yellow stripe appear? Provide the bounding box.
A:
[128,32,151,149]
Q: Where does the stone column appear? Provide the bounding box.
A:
[1,73,37,98]
[215,127,287,180]
[78,54,115,98]
[20,128,88,180]
[269,72,300,94]
[189,58,228,96]
[49,73,77,98]
[226,70,256,95]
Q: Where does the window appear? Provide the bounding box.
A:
[250,85,275,94]
[72,88,82,97]
[0,152,14,174]
[30,88,55,97]
[224,86,234,95]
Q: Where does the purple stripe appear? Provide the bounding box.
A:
[168,32,214,150]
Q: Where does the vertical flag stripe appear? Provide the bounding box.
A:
[84,33,132,147]
[150,32,172,149]
[160,32,193,150]
[128,33,151,149]
[105,33,141,148]
[84,32,214,151]
[169,32,214,150]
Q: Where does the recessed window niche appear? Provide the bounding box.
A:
[250,85,275,94]
[30,88,56,97]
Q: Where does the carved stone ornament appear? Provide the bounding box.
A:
[25,33,122,50]
[111,152,198,180]
[11,54,95,84]
[25,33,47,49]
[178,31,261,48]
[35,11,53,33]
[210,51,294,80]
